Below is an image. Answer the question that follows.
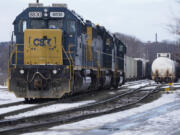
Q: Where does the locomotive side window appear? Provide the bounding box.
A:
[48,20,63,29]
[30,20,46,29]
[67,21,76,33]
[106,39,110,46]
[23,21,27,32]
[18,20,22,32]
[119,45,123,52]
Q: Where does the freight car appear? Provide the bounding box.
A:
[152,53,178,83]
[8,2,126,100]
[124,57,149,81]
[135,58,150,79]
[124,56,137,81]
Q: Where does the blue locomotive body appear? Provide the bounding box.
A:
[8,3,126,99]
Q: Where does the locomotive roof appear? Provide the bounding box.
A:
[13,4,111,33]
[13,3,126,46]
[13,6,84,24]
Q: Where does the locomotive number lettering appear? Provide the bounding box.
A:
[50,12,65,18]
[29,12,42,18]
[33,38,51,47]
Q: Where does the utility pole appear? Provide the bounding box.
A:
[37,0,39,3]
[155,33,158,43]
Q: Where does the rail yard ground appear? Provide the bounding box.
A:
[0,80,180,135]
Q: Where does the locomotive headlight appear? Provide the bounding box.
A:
[52,70,58,75]
[44,9,48,12]
[44,13,48,17]
[19,69,24,74]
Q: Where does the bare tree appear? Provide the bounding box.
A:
[115,33,145,58]
[168,0,180,41]
[169,18,180,36]
[0,42,9,85]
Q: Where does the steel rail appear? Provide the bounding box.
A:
[0,80,151,120]
[0,84,156,135]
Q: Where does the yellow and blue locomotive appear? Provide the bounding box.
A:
[8,2,126,100]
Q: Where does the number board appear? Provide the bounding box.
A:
[29,12,42,18]
[50,12,65,18]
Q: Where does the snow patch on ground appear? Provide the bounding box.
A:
[173,85,180,88]
[109,92,116,95]
[0,89,24,105]
[0,104,35,115]
[128,82,150,89]
[8,81,152,120]
[115,107,180,135]
[142,86,157,90]
[23,89,180,135]
[0,85,7,88]
[6,100,95,120]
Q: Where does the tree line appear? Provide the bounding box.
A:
[0,42,9,85]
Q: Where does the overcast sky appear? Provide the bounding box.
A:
[0,0,179,42]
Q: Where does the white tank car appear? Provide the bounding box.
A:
[152,56,177,83]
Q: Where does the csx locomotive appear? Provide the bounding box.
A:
[8,2,126,100]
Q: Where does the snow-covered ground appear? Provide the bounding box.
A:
[0,80,152,120]
[6,100,95,119]
[1,81,180,135]
[23,87,180,135]
[0,87,23,104]
[0,87,95,120]
[0,87,36,114]
[128,80,155,89]
[0,85,7,89]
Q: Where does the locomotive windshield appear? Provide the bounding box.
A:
[67,20,76,33]
[30,19,63,29]
[48,20,63,29]
[30,20,46,29]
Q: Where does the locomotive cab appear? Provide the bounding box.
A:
[9,3,77,98]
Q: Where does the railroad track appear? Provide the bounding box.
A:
[118,80,152,91]
[0,80,150,119]
[125,80,149,85]
[0,100,60,120]
[0,83,160,135]
[0,101,24,109]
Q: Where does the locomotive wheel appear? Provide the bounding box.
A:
[174,77,178,83]
[113,83,118,89]
[113,78,119,89]
[119,76,125,86]
[24,98,37,103]
[120,73,125,86]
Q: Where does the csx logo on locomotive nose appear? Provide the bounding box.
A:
[33,38,51,47]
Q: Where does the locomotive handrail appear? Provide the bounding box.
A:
[67,45,75,79]
[95,50,124,61]
[10,31,15,58]
[62,46,73,81]
[9,47,16,65]
[8,44,24,66]
[15,44,24,65]
[68,44,75,65]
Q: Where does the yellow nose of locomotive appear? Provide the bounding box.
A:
[24,29,63,65]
